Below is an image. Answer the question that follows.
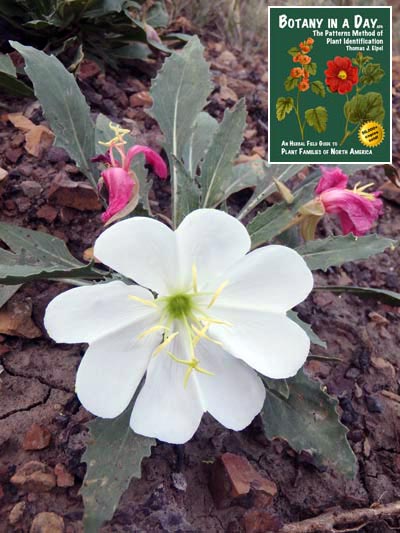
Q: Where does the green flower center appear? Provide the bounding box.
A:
[338,70,347,80]
[164,292,194,320]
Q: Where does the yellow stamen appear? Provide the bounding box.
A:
[128,295,158,308]
[353,181,376,201]
[137,324,170,340]
[167,352,214,387]
[98,122,130,147]
[192,324,223,347]
[192,264,198,293]
[207,280,229,308]
[152,331,179,356]
[338,69,347,80]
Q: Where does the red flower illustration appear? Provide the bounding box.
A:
[324,56,358,95]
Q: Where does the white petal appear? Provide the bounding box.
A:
[94,217,178,294]
[44,281,158,343]
[209,308,310,379]
[130,325,204,443]
[176,209,250,290]
[196,341,265,430]
[215,245,313,312]
[76,317,161,418]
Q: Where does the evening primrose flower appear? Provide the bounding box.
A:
[44,209,313,444]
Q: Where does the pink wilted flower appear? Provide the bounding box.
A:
[93,123,168,224]
[315,166,383,236]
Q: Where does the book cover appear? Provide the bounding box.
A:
[268,6,392,164]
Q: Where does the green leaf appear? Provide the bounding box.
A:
[296,234,396,271]
[311,80,325,97]
[304,62,317,76]
[0,222,102,284]
[314,285,400,306]
[360,63,384,85]
[149,36,213,227]
[276,97,294,121]
[305,106,328,133]
[81,407,155,532]
[262,370,357,477]
[0,52,34,97]
[0,284,22,309]
[146,1,169,27]
[284,76,299,91]
[247,172,321,248]
[238,164,306,221]
[182,112,218,177]
[10,41,97,188]
[344,92,385,124]
[288,311,327,348]
[201,98,247,208]
[287,46,299,57]
[173,156,201,221]
[262,377,289,399]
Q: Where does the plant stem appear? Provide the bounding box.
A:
[294,90,304,140]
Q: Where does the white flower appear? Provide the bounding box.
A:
[45,209,313,444]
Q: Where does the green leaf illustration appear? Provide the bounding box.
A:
[305,106,328,133]
[284,75,299,91]
[360,63,384,85]
[304,62,317,76]
[311,80,325,97]
[262,370,357,478]
[344,92,385,124]
[276,97,294,121]
[288,46,299,57]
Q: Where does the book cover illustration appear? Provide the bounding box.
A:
[268,6,391,164]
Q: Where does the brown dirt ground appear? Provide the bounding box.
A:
[0,22,400,533]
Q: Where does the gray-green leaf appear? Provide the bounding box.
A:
[288,310,327,348]
[314,285,400,306]
[149,36,213,226]
[182,112,218,177]
[11,41,97,187]
[0,52,34,97]
[201,98,247,208]
[0,222,102,284]
[296,234,396,271]
[81,408,155,532]
[262,370,357,477]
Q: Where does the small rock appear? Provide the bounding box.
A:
[11,461,56,492]
[129,91,153,108]
[54,464,74,488]
[10,132,25,148]
[0,484,4,499]
[30,512,64,533]
[366,395,384,414]
[36,205,58,223]
[15,196,31,213]
[216,50,237,66]
[209,452,277,509]
[47,146,70,164]
[345,367,360,380]
[379,181,400,205]
[48,173,102,211]
[77,59,101,80]
[6,147,24,163]
[9,501,26,525]
[0,167,8,182]
[242,509,282,533]
[171,472,187,492]
[23,424,52,451]
[21,180,42,198]
[19,164,33,177]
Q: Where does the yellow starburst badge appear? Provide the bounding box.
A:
[358,121,385,148]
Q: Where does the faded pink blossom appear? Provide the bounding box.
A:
[94,138,168,223]
[316,166,383,236]
[101,167,135,223]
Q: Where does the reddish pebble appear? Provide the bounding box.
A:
[23,424,52,451]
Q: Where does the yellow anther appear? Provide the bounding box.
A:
[152,331,179,356]
[167,352,214,387]
[192,264,198,293]
[128,295,158,308]
[137,324,169,340]
[207,280,229,308]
